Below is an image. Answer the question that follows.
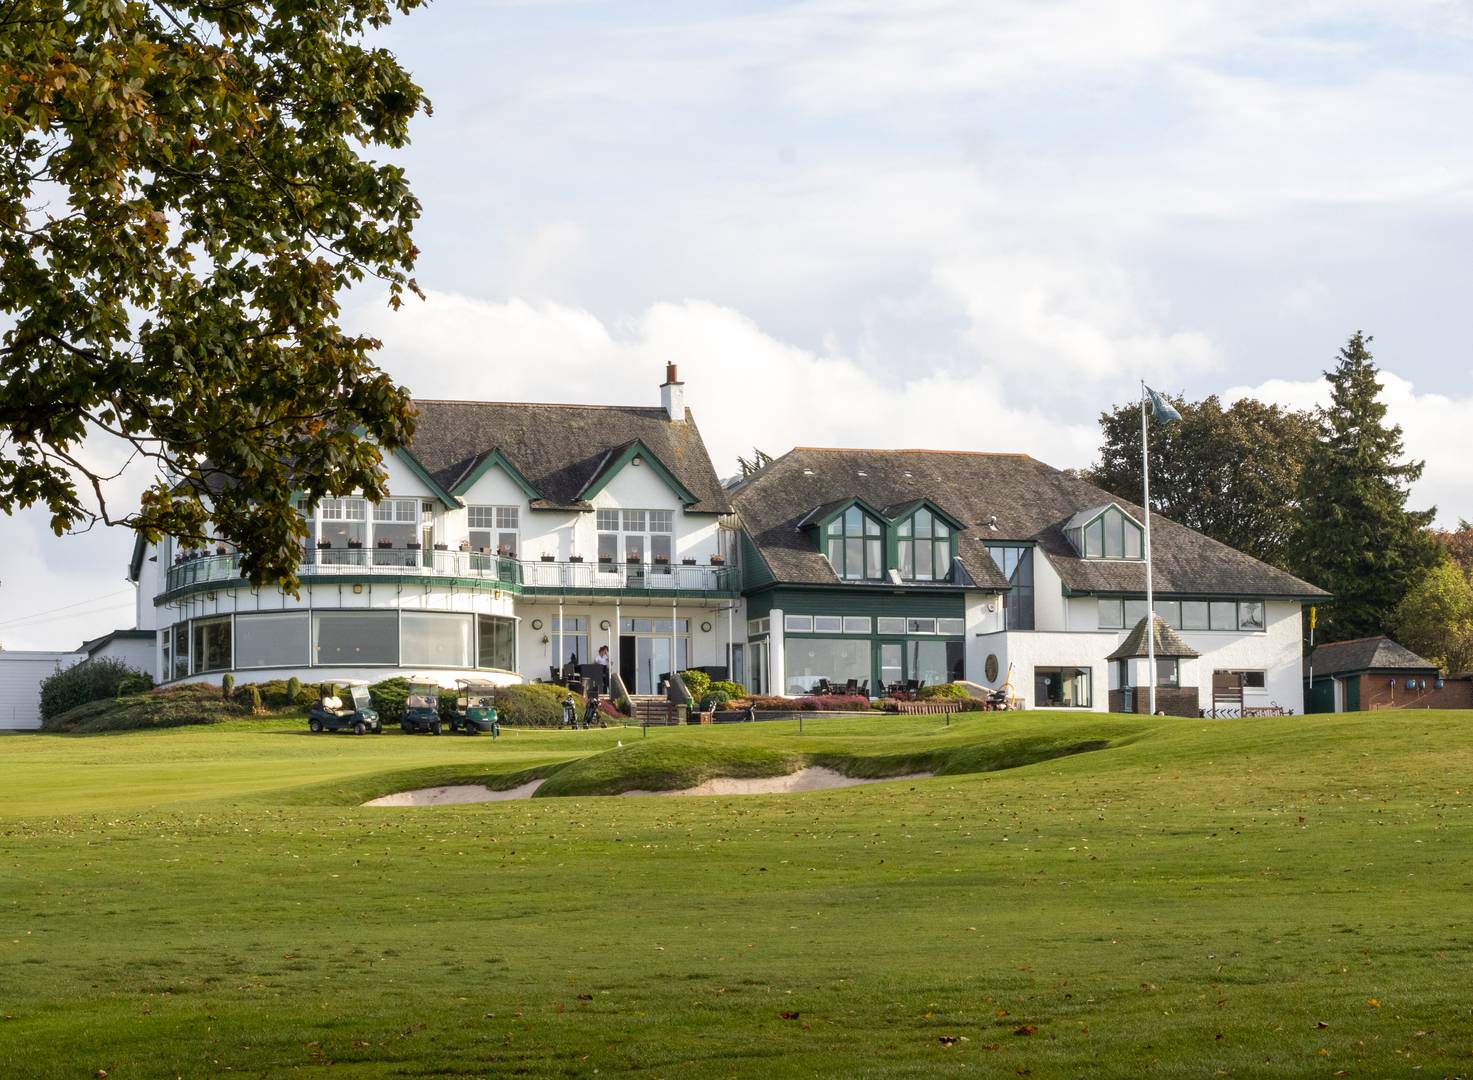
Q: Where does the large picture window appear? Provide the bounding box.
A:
[597,508,674,565]
[372,499,419,564]
[313,611,397,666]
[551,615,590,667]
[897,508,951,581]
[401,612,473,668]
[987,545,1035,630]
[908,639,963,687]
[477,615,517,671]
[235,612,310,669]
[784,637,870,695]
[825,506,883,581]
[1066,506,1144,561]
[192,617,232,674]
[1034,666,1092,708]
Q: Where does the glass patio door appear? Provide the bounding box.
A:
[875,640,904,694]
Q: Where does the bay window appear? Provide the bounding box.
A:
[236,612,310,669]
[596,508,674,566]
[192,617,232,674]
[313,611,397,666]
[401,612,473,668]
[373,498,419,564]
[987,545,1035,630]
[477,615,517,671]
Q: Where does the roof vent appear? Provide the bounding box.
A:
[856,470,867,477]
[802,469,814,476]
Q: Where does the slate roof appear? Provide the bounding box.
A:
[406,401,731,514]
[1305,636,1439,677]
[1107,615,1201,660]
[731,447,1329,597]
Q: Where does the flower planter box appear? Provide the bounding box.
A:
[347,541,363,549]
[540,554,556,562]
[317,541,332,550]
[376,540,393,549]
[709,556,726,566]
[570,556,585,563]
[681,558,697,566]
[598,556,613,565]
[406,543,421,551]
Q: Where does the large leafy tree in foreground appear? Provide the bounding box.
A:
[1088,393,1316,570]
[0,0,428,589]
[1288,333,1439,642]
[1391,561,1473,676]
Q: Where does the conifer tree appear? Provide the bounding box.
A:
[1289,333,1439,641]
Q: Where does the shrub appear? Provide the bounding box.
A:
[495,683,585,727]
[42,683,244,733]
[115,672,152,698]
[709,680,746,700]
[677,669,710,702]
[39,658,154,720]
[286,676,302,702]
[918,682,973,700]
[368,677,410,723]
[247,685,262,714]
[221,673,235,698]
[234,680,313,711]
[699,689,732,711]
[741,694,870,712]
[597,698,626,721]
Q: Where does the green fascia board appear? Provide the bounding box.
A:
[156,572,742,606]
[801,496,888,534]
[887,498,968,534]
[392,447,460,509]
[128,533,148,581]
[576,441,698,506]
[450,448,542,502]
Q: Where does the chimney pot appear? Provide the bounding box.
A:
[660,363,685,421]
[665,362,679,385]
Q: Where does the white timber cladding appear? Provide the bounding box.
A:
[0,652,85,729]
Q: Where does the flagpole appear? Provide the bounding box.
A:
[1141,381,1157,716]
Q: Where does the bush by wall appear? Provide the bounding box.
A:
[368,677,410,723]
[496,683,586,727]
[709,680,747,700]
[742,694,872,712]
[39,658,154,721]
[42,683,244,733]
[918,683,974,700]
[678,669,711,702]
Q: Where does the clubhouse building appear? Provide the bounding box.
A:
[126,365,1327,715]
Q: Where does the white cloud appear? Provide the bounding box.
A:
[354,289,1102,477]
[1225,370,1473,527]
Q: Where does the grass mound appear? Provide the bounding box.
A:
[532,739,801,797]
[41,683,248,733]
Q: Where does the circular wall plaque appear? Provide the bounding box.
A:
[530,618,543,631]
[600,619,611,631]
[700,621,713,632]
[985,654,999,682]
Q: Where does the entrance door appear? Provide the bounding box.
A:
[875,641,904,696]
[636,636,673,696]
[619,635,638,694]
[1211,671,1245,715]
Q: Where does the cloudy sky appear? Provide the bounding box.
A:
[5,0,1473,650]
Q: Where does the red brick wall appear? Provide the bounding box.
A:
[1109,687,1199,717]
[1358,675,1473,711]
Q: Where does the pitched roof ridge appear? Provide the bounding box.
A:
[413,398,666,412]
[790,446,1033,459]
[1316,635,1391,649]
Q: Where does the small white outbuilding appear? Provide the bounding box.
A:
[0,651,85,730]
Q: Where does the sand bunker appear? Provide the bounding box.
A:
[622,766,932,798]
[364,768,933,805]
[364,779,545,806]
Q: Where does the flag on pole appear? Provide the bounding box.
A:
[1144,385,1182,424]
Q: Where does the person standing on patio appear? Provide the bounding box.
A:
[596,645,611,693]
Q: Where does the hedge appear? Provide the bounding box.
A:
[918,682,974,700]
[39,658,153,720]
[496,683,586,727]
[742,694,872,712]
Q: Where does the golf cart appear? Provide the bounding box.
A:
[399,681,444,735]
[307,681,382,736]
[450,679,500,736]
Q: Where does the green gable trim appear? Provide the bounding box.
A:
[886,498,967,534]
[392,447,460,509]
[577,440,698,506]
[800,496,888,534]
[450,448,541,501]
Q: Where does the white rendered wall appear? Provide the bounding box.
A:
[1031,552,1068,630]
[0,652,85,729]
[1175,600,1304,713]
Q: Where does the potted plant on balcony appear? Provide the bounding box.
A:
[458,539,471,552]
[406,541,421,551]
[569,554,584,563]
[540,552,556,562]
[681,557,696,566]
[377,537,393,549]
[626,553,641,564]
[709,554,726,566]
[317,539,332,550]
[347,538,363,550]
[653,554,670,566]
[434,542,448,551]
[598,554,613,565]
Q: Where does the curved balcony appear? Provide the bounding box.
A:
[158,549,741,602]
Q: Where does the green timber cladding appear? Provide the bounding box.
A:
[745,587,966,621]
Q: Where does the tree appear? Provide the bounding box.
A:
[737,448,775,477]
[1088,393,1316,569]
[1431,521,1473,577]
[1391,561,1473,676]
[1288,333,1439,641]
[0,1,429,590]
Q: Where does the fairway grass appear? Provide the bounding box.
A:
[3,711,1472,1077]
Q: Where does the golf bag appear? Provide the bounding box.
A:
[561,695,578,729]
[582,694,605,729]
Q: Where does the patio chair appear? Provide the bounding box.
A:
[858,680,870,698]
[843,678,859,695]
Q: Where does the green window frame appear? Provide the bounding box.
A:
[825,506,884,581]
[896,508,952,581]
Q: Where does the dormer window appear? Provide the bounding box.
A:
[1065,504,1144,560]
[825,506,883,580]
[897,508,952,581]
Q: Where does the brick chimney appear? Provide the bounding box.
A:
[660,362,685,422]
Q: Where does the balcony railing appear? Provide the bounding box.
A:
[161,549,739,596]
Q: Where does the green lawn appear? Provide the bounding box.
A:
[2,711,1471,1078]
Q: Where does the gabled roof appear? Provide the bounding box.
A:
[795,496,888,531]
[1306,636,1439,677]
[883,498,967,532]
[1064,503,1140,533]
[576,439,698,505]
[405,401,731,514]
[79,628,156,657]
[1107,615,1200,661]
[731,447,1328,597]
[449,447,542,501]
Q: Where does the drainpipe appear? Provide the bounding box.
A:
[557,598,564,678]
